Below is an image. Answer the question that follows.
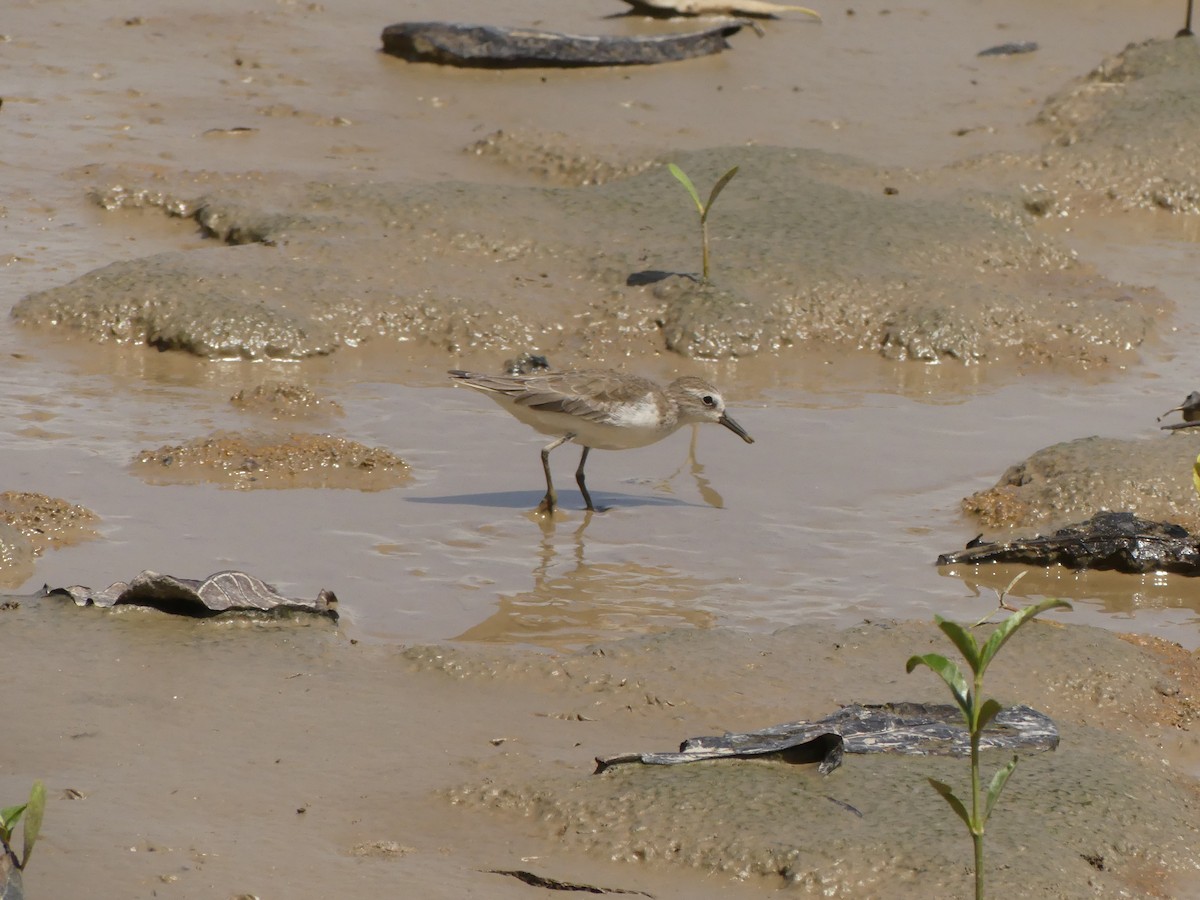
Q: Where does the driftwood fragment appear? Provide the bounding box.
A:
[621,0,821,19]
[381,21,748,68]
[595,702,1058,775]
[937,512,1200,575]
[488,870,652,896]
[977,41,1038,57]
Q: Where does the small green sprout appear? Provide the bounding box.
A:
[0,780,45,871]
[668,163,739,284]
[907,597,1071,900]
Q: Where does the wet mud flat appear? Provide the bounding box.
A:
[12,143,1164,368]
[3,1,1200,898]
[14,38,1200,370]
[3,599,1196,899]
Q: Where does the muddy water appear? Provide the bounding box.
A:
[4,1,1200,898]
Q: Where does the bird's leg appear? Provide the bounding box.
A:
[575,446,597,512]
[1181,0,1195,37]
[538,434,575,513]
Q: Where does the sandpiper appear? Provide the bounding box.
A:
[1158,391,1200,424]
[449,369,754,513]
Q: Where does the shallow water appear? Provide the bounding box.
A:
[10,308,1200,649]
[3,2,1200,898]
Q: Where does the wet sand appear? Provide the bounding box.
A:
[2,0,1200,897]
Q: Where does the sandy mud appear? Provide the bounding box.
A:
[228,380,345,419]
[0,492,98,589]
[2,599,1196,899]
[2,1,1200,898]
[1027,37,1200,215]
[12,147,1166,366]
[132,432,409,490]
[967,431,1200,533]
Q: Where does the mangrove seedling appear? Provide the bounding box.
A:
[906,597,1071,900]
[668,162,739,284]
[0,780,45,871]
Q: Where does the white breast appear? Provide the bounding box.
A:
[607,396,663,430]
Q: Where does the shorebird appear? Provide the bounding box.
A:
[1158,391,1200,424]
[449,369,754,513]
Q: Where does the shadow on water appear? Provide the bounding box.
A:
[411,433,727,511]
[406,490,695,510]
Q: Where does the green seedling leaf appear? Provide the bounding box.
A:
[912,599,1072,899]
[1193,452,1200,498]
[934,616,982,674]
[668,163,704,216]
[701,166,739,224]
[977,697,1004,734]
[0,803,25,843]
[983,755,1019,824]
[906,653,971,718]
[978,597,1072,672]
[927,777,971,829]
[667,161,740,283]
[0,805,24,828]
[20,780,44,869]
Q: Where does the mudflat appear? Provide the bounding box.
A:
[2,1,1198,897]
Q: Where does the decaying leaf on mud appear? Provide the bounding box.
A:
[44,570,338,620]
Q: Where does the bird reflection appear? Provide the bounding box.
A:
[451,512,716,647]
[649,425,727,509]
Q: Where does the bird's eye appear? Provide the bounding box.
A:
[702,395,716,407]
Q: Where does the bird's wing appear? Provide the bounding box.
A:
[516,373,655,425]
[451,371,655,426]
